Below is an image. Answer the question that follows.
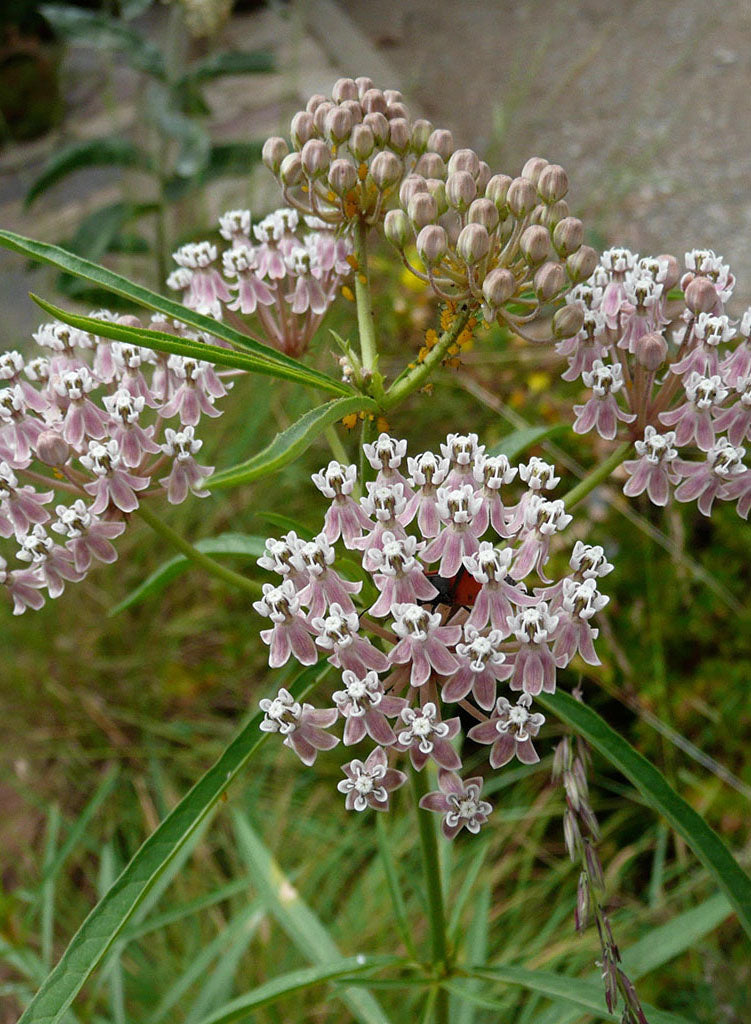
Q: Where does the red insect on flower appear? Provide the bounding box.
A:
[424,566,482,611]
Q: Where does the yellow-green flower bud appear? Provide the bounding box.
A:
[411,118,433,153]
[426,178,448,216]
[566,246,598,284]
[540,199,569,229]
[534,261,566,301]
[280,152,303,187]
[552,216,583,257]
[484,173,512,213]
[384,209,411,249]
[552,304,584,339]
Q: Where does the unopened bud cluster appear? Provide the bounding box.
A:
[561,247,751,518]
[255,432,613,838]
[167,207,353,357]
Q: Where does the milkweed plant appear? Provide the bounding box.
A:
[2,76,751,1024]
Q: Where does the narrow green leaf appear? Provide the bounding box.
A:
[454,885,491,1024]
[486,423,566,461]
[39,768,119,887]
[538,690,751,940]
[208,398,378,490]
[232,812,392,1024]
[97,846,125,1024]
[375,816,418,962]
[25,140,152,207]
[15,664,328,1024]
[109,533,267,616]
[29,293,349,396]
[40,5,164,77]
[0,229,349,393]
[41,807,61,969]
[163,142,264,201]
[193,958,396,1024]
[183,50,274,85]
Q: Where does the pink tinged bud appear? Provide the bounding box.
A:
[350,123,375,161]
[427,128,454,160]
[280,152,303,187]
[566,245,599,284]
[426,178,448,215]
[552,216,584,257]
[332,76,359,102]
[355,76,374,97]
[447,147,480,178]
[408,192,438,228]
[540,199,570,229]
[484,173,512,212]
[636,331,668,370]
[361,88,388,115]
[387,117,410,154]
[36,430,69,467]
[476,161,491,193]
[369,150,403,190]
[685,276,718,314]
[328,158,358,195]
[658,253,680,290]
[262,136,289,174]
[520,225,551,265]
[537,163,568,203]
[467,198,499,232]
[388,102,409,121]
[417,224,448,265]
[534,261,566,302]
[439,210,462,248]
[325,106,353,145]
[414,151,446,179]
[482,267,517,307]
[301,139,330,178]
[553,304,585,340]
[290,111,316,148]
[312,101,335,134]
[399,173,428,208]
[457,223,490,264]
[384,209,411,249]
[521,156,549,185]
[305,93,327,114]
[507,176,537,217]
[445,170,477,211]
[362,111,389,145]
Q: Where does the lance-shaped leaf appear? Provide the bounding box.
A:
[25,139,153,207]
[207,397,378,490]
[15,663,329,1024]
[27,292,349,397]
[0,229,349,393]
[181,50,275,85]
[538,689,751,940]
[40,5,164,77]
[109,533,267,615]
[486,424,567,461]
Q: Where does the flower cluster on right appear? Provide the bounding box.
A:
[563,247,751,517]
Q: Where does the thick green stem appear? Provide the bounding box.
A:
[137,501,261,597]
[384,307,472,410]
[561,441,631,509]
[353,219,385,402]
[411,768,450,1024]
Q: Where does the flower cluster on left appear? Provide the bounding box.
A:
[0,315,230,614]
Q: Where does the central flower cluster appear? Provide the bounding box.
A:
[255,432,612,839]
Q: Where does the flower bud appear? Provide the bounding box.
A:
[552,216,584,256]
[355,76,374,98]
[534,261,565,301]
[408,192,437,228]
[537,163,568,203]
[362,111,390,146]
[520,224,551,265]
[414,151,446,179]
[476,161,491,193]
[290,111,316,149]
[262,136,289,175]
[350,124,375,162]
[332,77,359,103]
[658,254,680,291]
[384,88,404,105]
[427,128,454,160]
[36,429,69,467]
[328,158,358,195]
[387,102,409,120]
[447,147,480,178]
[312,101,335,134]
[305,93,326,114]
[685,275,717,313]
[507,176,537,217]
[446,170,477,211]
[369,150,403,190]
[410,118,433,153]
[553,304,584,339]
[484,173,512,212]
[457,223,490,264]
[279,152,303,187]
[416,224,448,265]
[521,156,549,186]
[387,117,410,154]
[324,106,353,145]
[439,210,462,248]
[540,199,570,229]
[301,139,330,178]
[384,209,411,249]
[467,197,500,232]
[566,245,599,284]
[636,330,668,370]
[399,174,428,208]
[482,267,516,307]
[340,99,363,125]
[426,178,448,216]
[361,88,388,115]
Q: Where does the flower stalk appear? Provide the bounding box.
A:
[353,219,386,403]
[561,441,632,509]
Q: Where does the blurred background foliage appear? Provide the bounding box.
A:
[1,2,751,1023]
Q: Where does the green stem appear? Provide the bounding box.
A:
[384,307,472,410]
[561,441,631,509]
[411,768,450,1024]
[136,501,262,597]
[353,219,385,402]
